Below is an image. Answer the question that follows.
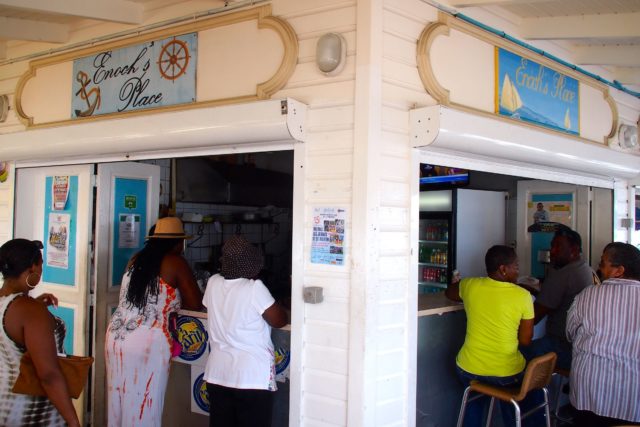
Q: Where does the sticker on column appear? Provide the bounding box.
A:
[52,176,70,210]
[176,315,208,363]
[47,213,70,269]
[118,214,140,249]
[275,347,290,382]
[190,365,209,415]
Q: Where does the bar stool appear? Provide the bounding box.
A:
[551,368,573,426]
[456,352,557,427]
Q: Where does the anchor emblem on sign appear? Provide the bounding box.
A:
[74,71,101,117]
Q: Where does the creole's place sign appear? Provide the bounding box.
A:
[496,47,579,135]
[71,33,197,117]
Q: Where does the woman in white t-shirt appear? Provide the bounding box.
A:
[203,235,287,427]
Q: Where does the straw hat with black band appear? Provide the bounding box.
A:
[146,217,192,239]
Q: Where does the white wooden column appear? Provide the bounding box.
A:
[348,0,384,425]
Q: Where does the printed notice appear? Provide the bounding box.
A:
[311,207,346,266]
[118,214,140,249]
[52,176,70,210]
[47,213,70,268]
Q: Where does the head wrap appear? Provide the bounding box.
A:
[220,235,264,280]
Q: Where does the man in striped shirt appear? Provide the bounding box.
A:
[567,242,640,427]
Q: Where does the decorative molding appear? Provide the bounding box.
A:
[14,5,298,129]
[417,11,617,145]
[416,23,450,105]
[604,89,619,142]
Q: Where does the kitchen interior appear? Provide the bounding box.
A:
[142,151,294,302]
[139,150,294,426]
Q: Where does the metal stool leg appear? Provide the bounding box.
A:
[485,397,495,427]
[543,387,551,427]
[511,399,522,427]
[457,386,472,427]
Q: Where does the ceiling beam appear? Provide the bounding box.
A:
[613,68,640,86]
[0,16,68,43]
[520,12,640,40]
[448,0,550,6]
[0,0,143,25]
[575,46,640,68]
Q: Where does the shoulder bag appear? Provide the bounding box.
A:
[12,352,94,399]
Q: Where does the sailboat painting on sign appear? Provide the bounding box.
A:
[495,47,579,136]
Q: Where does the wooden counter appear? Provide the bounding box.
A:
[418,291,463,317]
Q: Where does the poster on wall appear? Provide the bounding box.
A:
[46,213,70,269]
[118,214,141,249]
[496,47,579,135]
[527,193,573,230]
[311,207,346,266]
[52,175,70,210]
[43,175,78,286]
[71,33,197,118]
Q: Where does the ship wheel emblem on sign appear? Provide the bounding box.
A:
[157,37,191,81]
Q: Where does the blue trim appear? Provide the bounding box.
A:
[453,13,640,99]
[532,193,573,202]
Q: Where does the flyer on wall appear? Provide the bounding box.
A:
[52,175,70,210]
[311,207,346,266]
[118,213,141,249]
[47,212,70,268]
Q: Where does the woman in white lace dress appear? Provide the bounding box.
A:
[105,217,202,426]
[0,238,80,427]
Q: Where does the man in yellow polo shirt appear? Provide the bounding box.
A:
[446,245,535,427]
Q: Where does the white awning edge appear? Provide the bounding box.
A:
[0,98,307,163]
[410,105,640,182]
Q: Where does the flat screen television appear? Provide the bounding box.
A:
[420,163,469,190]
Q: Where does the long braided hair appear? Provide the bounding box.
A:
[125,237,182,310]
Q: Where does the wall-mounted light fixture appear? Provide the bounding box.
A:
[316,33,346,76]
[618,123,638,150]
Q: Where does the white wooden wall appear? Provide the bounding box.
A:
[1,1,639,426]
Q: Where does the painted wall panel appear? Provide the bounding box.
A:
[376,399,406,426]
[379,231,409,255]
[305,129,354,153]
[377,350,406,377]
[383,8,430,41]
[304,322,349,349]
[20,62,72,124]
[379,207,409,229]
[306,155,353,178]
[378,256,409,281]
[284,6,356,35]
[197,21,283,100]
[579,83,612,143]
[378,279,410,300]
[305,297,349,323]
[305,344,348,375]
[376,374,405,402]
[377,327,407,349]
[304,394,348,426]
[380,180,410,206]
[378,302,407,326]
[304,370,348,400]
[431,29,495,112]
